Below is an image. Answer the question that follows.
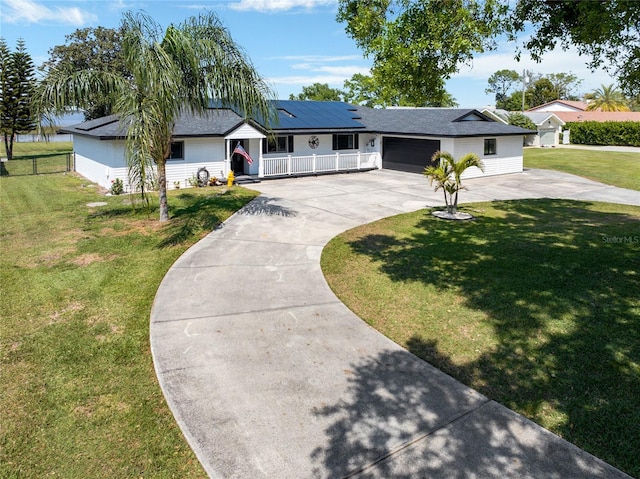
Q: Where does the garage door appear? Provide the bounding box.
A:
[382,137,441,173]
[540,129,555,147]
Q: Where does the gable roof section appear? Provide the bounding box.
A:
[522,112,565,126]
[357,107,534,137]
[527,100,588,112]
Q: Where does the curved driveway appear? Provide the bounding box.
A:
[150,169,637,478]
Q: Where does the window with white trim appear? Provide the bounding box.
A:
[263,135,294,154]
[332,133,359,150]
[167,141,184,160]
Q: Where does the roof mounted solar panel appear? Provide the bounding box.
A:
[272,100,365,130]
[75,115,120,131]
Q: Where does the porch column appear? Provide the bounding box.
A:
[224,139,231,177]
[258,138,265,178]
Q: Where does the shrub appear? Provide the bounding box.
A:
[507,112,537,131]
[566,121,640,147]
[110,178,124,195]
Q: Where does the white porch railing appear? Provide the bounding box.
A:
[261,152,380,178]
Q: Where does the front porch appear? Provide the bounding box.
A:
[223,150,381,179]
[260,151,380,177]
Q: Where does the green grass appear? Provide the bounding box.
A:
[0,172,258,478]
[1,141,73,158]
[1,141,74,176]
[524,148,640,191]
[322,200,640,477]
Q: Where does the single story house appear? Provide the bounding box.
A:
[60,100,534,191]
[521,112,566,147]
[481,107,565,147]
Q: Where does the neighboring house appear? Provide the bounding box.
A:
[60,101,533,190]
[550,111,640,123]
[527,100,588,113]
[520,112,566,147]
[480,107,561,147]
[526,100,640,123]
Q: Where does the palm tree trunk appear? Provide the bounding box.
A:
[453,189,459,214]
[157,158,169,222]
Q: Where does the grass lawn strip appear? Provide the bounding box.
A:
[524,148,640,191]
[1,142,74,176]
[322,200,640,477]
[1,173,258,477]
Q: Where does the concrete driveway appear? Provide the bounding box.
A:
[150,169,636,478]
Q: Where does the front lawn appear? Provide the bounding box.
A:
[1,142,74,176]
[1,140,73,158]
[322,200,640,477]
[0,173,258,477]
[524,148,640,191]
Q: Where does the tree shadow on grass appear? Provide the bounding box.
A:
[157,191,254,247]
[330,199,639,476]
[157,192,297,247]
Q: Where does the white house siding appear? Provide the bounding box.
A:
[440,138,455,153]
[452,136,523,179]
[74,136,127,189]
[167,137,226,188]
[74,135,228,190]
[260,133,381,160]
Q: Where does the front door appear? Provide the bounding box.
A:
[231,139,247,175]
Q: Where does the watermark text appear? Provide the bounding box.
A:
[601,235,639,244]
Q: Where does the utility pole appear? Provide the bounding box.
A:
[521,69,529,111]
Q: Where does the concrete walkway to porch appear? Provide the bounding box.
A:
[150,168,637,478]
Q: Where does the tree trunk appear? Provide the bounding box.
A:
[442,189,449,212]
[3,133,13,161]
[452,188,459,214]
[157,159,169,222]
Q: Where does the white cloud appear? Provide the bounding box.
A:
[1,0,97,25]
[269,66,369,91]
[454,44,616,94]
[229,0,335,12]
[270,52,370,92]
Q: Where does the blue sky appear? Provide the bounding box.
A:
[1,0,616,108]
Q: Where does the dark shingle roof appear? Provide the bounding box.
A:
[356,107,535,137]
[61,101,534,139]
[61,109,245,139]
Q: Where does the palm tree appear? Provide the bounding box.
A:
[424,151,484,215]
[585,84,630,112]
[424,154,456,213]
[36,11,276,222]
